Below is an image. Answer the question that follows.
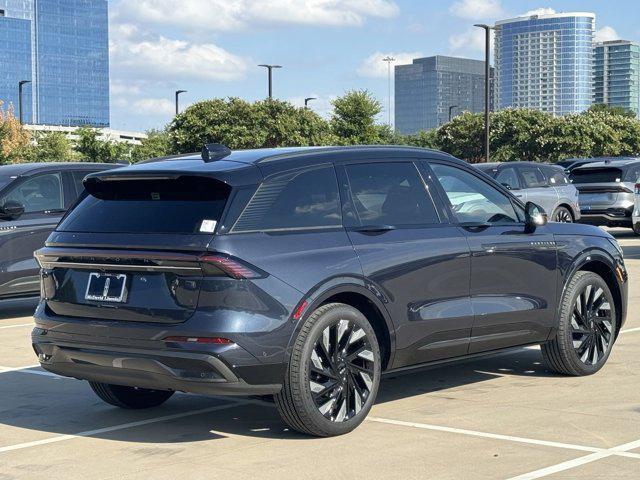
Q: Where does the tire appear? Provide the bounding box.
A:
[541,271,617,376]
[275,302,381,437]
[552,206,573,223]
[633,222,640,235]
[89,382,174,409]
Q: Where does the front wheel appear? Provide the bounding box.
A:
[541,271,616,376]
[275,302,381,437]
[89,382,174,409]
[552,206,573,223]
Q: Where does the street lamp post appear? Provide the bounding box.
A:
[258,64,282,99]
[448,105,458,122]
[175,90,187,116]
[474,24,492,162]
[18,80,31,125]
[304,97,317,108]
[382,56,395,127]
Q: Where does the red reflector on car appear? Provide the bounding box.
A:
[293,300,308,320]
[164,336,234,344]
[199,255,259,279]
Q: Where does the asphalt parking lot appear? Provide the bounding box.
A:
[1,230,639,480]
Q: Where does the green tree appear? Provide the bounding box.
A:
[28,131,77,162]
[330,90,383,144]
[74,126,131,163]
[588,103,636,118]
[169,98,334,153]
[130,128,173,163]
[436,111,485,162]
[490,109,551,162]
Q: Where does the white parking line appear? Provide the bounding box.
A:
[0,400,251,455]
[620,326,640,334]
[0,323,32,330]
[506,438,640,480]
[366,417,640,460]
[0,364,41,373]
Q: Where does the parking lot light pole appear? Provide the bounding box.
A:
[304,97,317,108]
[448,105,458,122]
[474,23,493,162]
[18,80,31,124]
[175,90,187,116]
[258,64,282,99]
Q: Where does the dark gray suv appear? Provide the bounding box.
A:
[0,162,117,299]
[33,146,628,436]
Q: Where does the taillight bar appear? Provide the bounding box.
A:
[199,255,261,279]
[164,336,234,344]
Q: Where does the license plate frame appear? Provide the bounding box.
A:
[85,273,128,303]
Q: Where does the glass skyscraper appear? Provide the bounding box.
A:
[395,55,488,134]
[594,40,640,117]
[0,0,109,127]
[494,12,595,116]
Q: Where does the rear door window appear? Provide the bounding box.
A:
[519,166,547,188]
[232,165,341,233]
[0,173,64,213]
[58,176,230,234]
[345,162,440,226]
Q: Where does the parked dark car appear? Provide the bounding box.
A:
[558,156,638,172]
[570,158,640,231]
[0,162,119,300]
[32,146,627,437]
[474,162,580,222]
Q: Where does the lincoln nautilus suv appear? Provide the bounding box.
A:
[32,145,628,437]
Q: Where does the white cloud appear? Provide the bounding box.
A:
[112,0,399,31]
[449,0,504,19]
[356,52,422,78]
[109,24,247,82]
[449,27,493,55]
[595,26,620,43]
[288,94,336,118]
[133,98,177,116]
[521,7,556,16]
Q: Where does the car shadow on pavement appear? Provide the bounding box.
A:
[0,347,560,444]
[0,297,38,320]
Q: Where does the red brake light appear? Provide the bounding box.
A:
[635,183,640,194]
[199,255,259,279]
[164,336,234,344]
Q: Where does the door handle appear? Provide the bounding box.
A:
[352,225,396,234]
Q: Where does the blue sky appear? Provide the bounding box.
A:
[108,0,640,133]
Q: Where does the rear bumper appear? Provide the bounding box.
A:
[579,209,632,228]
[32,306,287,396]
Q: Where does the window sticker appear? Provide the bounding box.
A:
[200,219,217,233]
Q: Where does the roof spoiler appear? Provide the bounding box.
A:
[201,143,232,162]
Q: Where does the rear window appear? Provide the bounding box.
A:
[58,176,230,234]
[570,168,623,184]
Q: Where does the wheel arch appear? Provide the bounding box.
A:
[555,203,575,221]
[287,280,396,371]
[562,251,624,337]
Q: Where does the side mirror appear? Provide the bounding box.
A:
[525,201,547,232]
[0,200,26,220]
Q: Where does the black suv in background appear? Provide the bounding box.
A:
[33,146,627,437]
[0,163,118,299]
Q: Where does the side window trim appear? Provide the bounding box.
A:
[342,159,443,229]
[230,163,343,234]
[428,160,525,226]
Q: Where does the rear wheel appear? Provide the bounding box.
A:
[275,302,381,437]
[89,382,174,409]
[541,271,616,376]
[552,206,573,223]
[632,222,640,235]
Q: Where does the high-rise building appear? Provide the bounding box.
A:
[0,0,109,127]
[594,40,640,117]
[494,12,595,116]
[395,55,489,134]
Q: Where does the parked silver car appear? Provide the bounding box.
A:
[570,158,640,231]
[475,162,580,222]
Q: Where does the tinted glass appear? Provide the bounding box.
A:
[570,168,623,183]
[432,164,519,224]
[540,166,569,185]
[72,170,102,197]
[624,165,640,182]
[58,177,230,234]
[0,178,10,191]
[495,167,520,189]
[345,162,439,226]
[520,166,547,188]
[233,165,341,232]
[0,173,63,213]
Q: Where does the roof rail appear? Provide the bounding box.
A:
[201,143,232,162]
